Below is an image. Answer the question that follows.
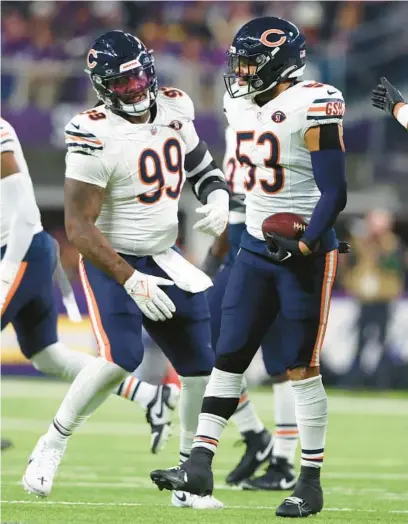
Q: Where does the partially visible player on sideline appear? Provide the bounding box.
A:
[23,31,229,509]
[151,17,348,518]
[202,125,298,490]
[1,118,179,456]
[372,77,408,130]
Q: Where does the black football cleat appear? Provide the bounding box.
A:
[276,466,323,518]
[226,429,273,486]
[151,457,213,496]
[242,456,297,491]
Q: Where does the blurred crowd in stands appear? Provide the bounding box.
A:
[2,1,407,111]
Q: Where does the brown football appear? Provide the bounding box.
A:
[262,212,307,240]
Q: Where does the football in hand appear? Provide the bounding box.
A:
[262,212,307,240]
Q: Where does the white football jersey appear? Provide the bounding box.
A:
[223,80,345,241]
[65,88,200,256]
[223,125,247,225]
[0,118,43,247]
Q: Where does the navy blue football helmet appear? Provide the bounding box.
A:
[85,30,158,115]
[224,17,306,99]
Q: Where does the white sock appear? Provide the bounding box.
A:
[192,368,243,454]
[32,343,159,411]
[230,377,265,435]
[273,381,298,464]
[115,377,158,409]
[31,342,96,381]
[46,358,128,449]
[178,375,209,462]
[291,375,327,469]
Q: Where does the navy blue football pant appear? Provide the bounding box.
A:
[79,251,214,376]
[213,246,338,375]
[1,231,58,358]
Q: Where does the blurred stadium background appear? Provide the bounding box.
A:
[2,0,408,389]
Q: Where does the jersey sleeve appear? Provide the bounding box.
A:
[64,117,105,157]
[301,86,345,138]
[0,119,17,153]
[159,87,195,121]
[64,116,110,188]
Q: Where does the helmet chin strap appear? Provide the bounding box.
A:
[246,64,304,100]
[119,94,151,116]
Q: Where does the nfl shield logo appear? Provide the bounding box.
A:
[271,111,286,123]
[169,120,183,131]
[151,126,158,135]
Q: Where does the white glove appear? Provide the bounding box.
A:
[0,260,21,313]
[193,189,229,237]
[124,269,176,322]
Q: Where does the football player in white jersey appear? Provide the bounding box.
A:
[23,31,229,509]
[202,125,298,490]
[372,77,408,130]
[1,117,182,456]
[151,17,348,518]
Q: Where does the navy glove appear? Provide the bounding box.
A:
[372,77,405,115]
[265,233,302,262]
[266,234,351,262]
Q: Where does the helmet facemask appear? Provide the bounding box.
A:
[90,63,158,115]
[224,48,304,99]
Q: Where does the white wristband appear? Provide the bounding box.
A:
[396,103,408,129]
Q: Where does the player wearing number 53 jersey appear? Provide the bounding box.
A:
[151,17,348,518]
[24,30,228,509]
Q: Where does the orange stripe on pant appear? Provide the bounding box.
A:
[310,250,338,367]
[1,262,28,317]
[78,257,113,363]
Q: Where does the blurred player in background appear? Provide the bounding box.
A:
[202,125,298,490]
[23,30,229,509]
[0,118,180,455]
[151,17,347,518]
[372,77,408,130]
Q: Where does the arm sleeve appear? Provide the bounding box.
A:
[302,149,347,247]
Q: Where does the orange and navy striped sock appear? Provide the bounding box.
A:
[116,377,158,409]
[274,424,299,464]
[291,375,328,470]
[301,448,324,468]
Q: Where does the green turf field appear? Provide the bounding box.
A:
[2,379,408,523]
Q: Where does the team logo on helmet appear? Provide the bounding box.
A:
[271,110,286,123]
[169,120,183,131]
[87,49,98,69]
[260,29,287,48]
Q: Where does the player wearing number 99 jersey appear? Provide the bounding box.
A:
[151,17,347,518]
[23,30,228,509]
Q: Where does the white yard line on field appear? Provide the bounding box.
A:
[2,500,408,514]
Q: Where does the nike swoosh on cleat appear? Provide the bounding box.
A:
[72,123,80,129]
[280,477,297,490]
[174,492,187,502]
[154,389,165,419]
[255,438,274,462]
